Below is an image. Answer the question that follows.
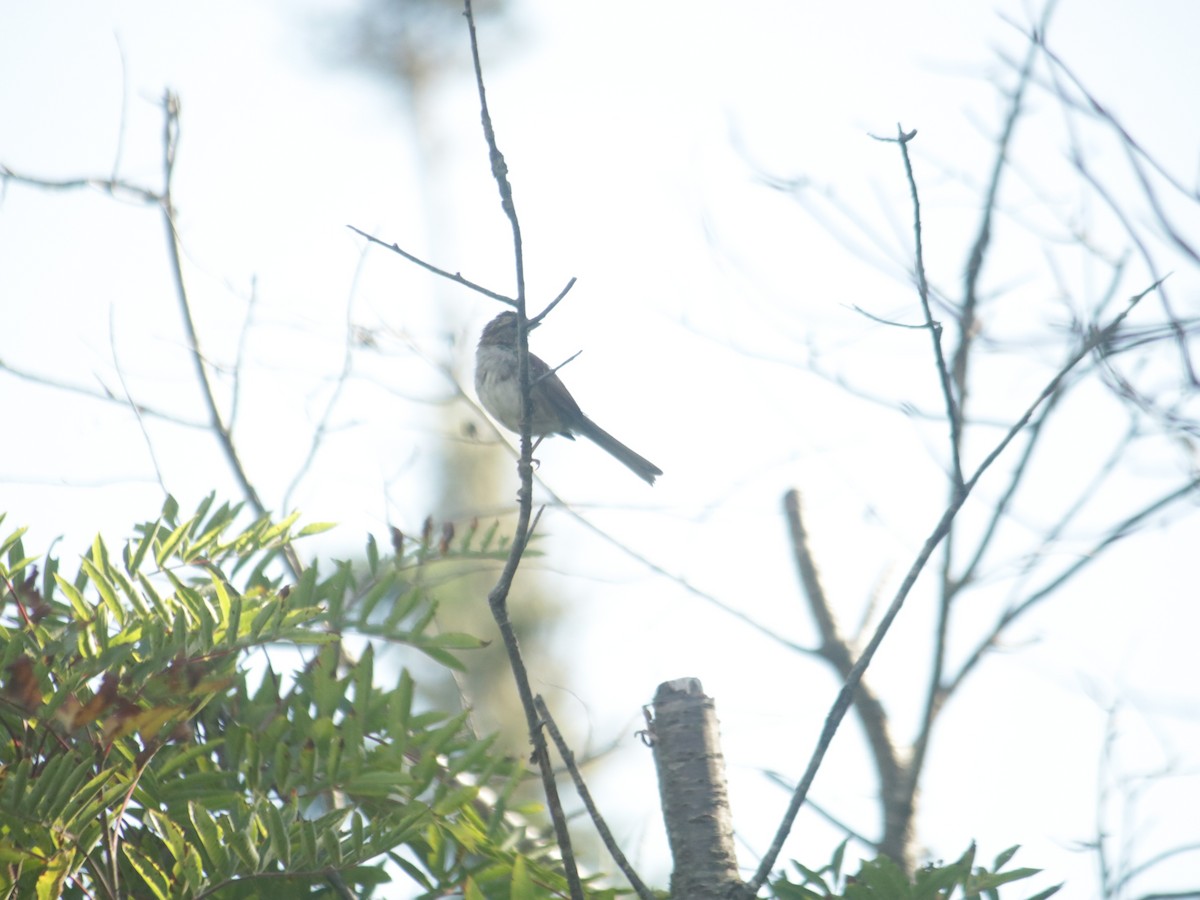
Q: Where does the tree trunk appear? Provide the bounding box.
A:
[650,678,747,899]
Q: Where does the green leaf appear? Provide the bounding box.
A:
[343,771,413,799]
[511,854,535,900]
[34,849,71,900]
[157,740,227,780]
[265,802,290,868]
[353,644,375,715]
[126,518,160,575]
[54,574,93,623]
[189,802,227,878]
[320,823,343,867]
[365,533,380,575]
[416,644,468,672]
[299,820,317,865]
[82,556,124,626]
[123,844,171,900]
[261,510,301,543]
[1025,885,1064,900]
[421,631,488,650]
[970,866,1045,892]
[230,826,260,871]
[289,563,318,612]
[0,525,27,562]
[831,837,848,881]
[992,844,1020,870]
[155,519,191,567]
[433,784,481,816]
[848,856,911,899]
[297,521,336,537]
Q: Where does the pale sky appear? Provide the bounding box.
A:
[2,0,1199,897]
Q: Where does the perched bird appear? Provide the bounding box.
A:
[474,311,663,485]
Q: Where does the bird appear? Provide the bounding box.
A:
[474,311,663,485]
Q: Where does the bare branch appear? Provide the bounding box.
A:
[534,696,654,900]
[227,276,259,432]
[747,280,1160,894]
[892,125,965,491]
[459,2,583,896]
[530,276,577,325]
[783,489,903,850]
[154,91,268,522]
[949,469,1200,694]
[108,308,168,496]
[1032,30,1198,384]
[0,164,160,205]
[957,4,1048,405]
[763,770,880,852]
[282,255,361,511]
[345,223,515,304]
[0,358,206,429]
[750,485,967,893]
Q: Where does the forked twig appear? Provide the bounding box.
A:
[534,696,653,900]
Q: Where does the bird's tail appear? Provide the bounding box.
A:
[577,416,663,485]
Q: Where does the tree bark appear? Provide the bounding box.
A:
[650,678,747,899]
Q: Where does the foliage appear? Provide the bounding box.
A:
[0,496,583,899]
[772,841,1061,900]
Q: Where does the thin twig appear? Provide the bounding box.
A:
[345,224,515,305]
[110,35,129,184]
[0,358,206,428]
[847,304,926,329]
[282,255,362,511]
[953,247,1129,596]
[763,770,879,851]
[227,275,258,431]
[534,696,654,900]
[108,308,168,494]
[873,124,965,491]
[783,490,901,813]
[155,92,267,520]
[906,24,1045,832]
[530,277,577,325]
[0,165,159,204]
[948,470,1200,695]
[966,281,1156,490]
[153,92,303,579]
[1029,22,1197,384]
[957,5,1046,405]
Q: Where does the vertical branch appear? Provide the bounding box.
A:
[783,490,909,863]
[905,7,1058,838]
[748,493,968,894]
[462,3,583,898]
[890,131,960,859]
[535,696,654,900]
[956,5,1048,406]
[155,91,267,520]
[650,679,745,900]
[154,93,303,580]
[888,127,964,491]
